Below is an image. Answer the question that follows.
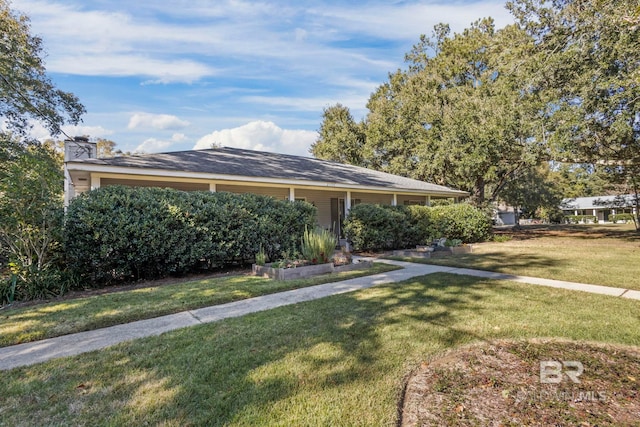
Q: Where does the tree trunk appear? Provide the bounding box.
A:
[471,176,485,206]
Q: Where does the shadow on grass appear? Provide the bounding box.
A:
[3,274,499,425]
[497,224,640,242]
[390,250,566,275]
[0,265,400,348]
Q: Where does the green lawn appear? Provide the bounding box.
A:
[0,263,400,348]
[391,223,640,289]
[1,273,638,426]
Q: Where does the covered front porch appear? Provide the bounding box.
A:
[67,171,459,236]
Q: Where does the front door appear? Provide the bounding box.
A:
[330,198,346,238]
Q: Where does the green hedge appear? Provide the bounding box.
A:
[344,203,492,251]
[342,205,415,251]
[424,204,493,244]
[64,186,316,285]
[565,215,598,224]
[609,213,634,223]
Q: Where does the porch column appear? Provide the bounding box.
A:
[209,183,217,192]
[574,210,578,216]
[426,195,431,206]
[345,190,352,215]
[289,187,295,202]
[392,194,397,206]
[90,175,100,190]
[64,167,73,208]
[593,209,597,216]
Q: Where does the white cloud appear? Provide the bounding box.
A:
[310,2,514,40]
[13,0,512,85]
[241,94,370,112]
[128,113,190,131]
[48,55,215,84]
[134,137,173,153]
[194,121,316,157]
[171,133,188,142]
[62,125,114,138]
[1,120,113,142]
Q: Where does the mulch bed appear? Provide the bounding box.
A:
[400,339,640,426]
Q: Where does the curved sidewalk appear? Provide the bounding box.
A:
[1,259,638,371]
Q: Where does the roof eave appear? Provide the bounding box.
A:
[66,162,469,197]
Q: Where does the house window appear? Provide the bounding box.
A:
[403,200,424,206]
[294,197,307,202]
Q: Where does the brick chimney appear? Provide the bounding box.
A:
[64,136,97,161]
[64,136,97,208]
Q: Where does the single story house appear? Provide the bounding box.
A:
[561,194,638,222]
[64,137,468,236]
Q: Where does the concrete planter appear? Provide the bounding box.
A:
[431,245,473,257]
[395,245,473,258]
[392,250,431,258]
[449,245,472,254]
[252,260,373,280]
[252,262,333,280]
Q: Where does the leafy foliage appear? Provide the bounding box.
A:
[343,204,415,251]
[565,215,598,224]
[344,203,492,251]
[500,164,563,219]
[313,19,543,205]
[310,104,367,165]
[0,134,72,303]
[509,0,640,227]
[312,2,639,222]
[609,213,635,224]
[0,2,86,303]
[424,204,493,244]
[64,186,317,285]
[0,0,85,136]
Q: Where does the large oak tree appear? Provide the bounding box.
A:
[313,19,543,206]
[509,0,640,226]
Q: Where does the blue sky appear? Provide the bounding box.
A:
[13,0,515,156]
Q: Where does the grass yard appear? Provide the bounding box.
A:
[390,223,640,290]
[1,273,638,426]
[0,263,400,348]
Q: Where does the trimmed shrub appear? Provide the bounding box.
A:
[609,213,634,223]
[343,204,416,251]
[406,205,432,245]
[344,203,492,251]
[565,215,598,224]
[425,204,493,243]
[64,186,316,285]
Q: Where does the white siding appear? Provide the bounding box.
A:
[397,195,428,206]
[351,192,394,205]
[101,178,209,192]
[296,189,347,230]
[216,184,289,199]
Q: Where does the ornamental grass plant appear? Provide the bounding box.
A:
[301,227,337,264]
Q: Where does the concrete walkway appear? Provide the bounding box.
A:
[1,259,638,371]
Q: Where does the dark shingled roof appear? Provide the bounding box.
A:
[71,147,467,195]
